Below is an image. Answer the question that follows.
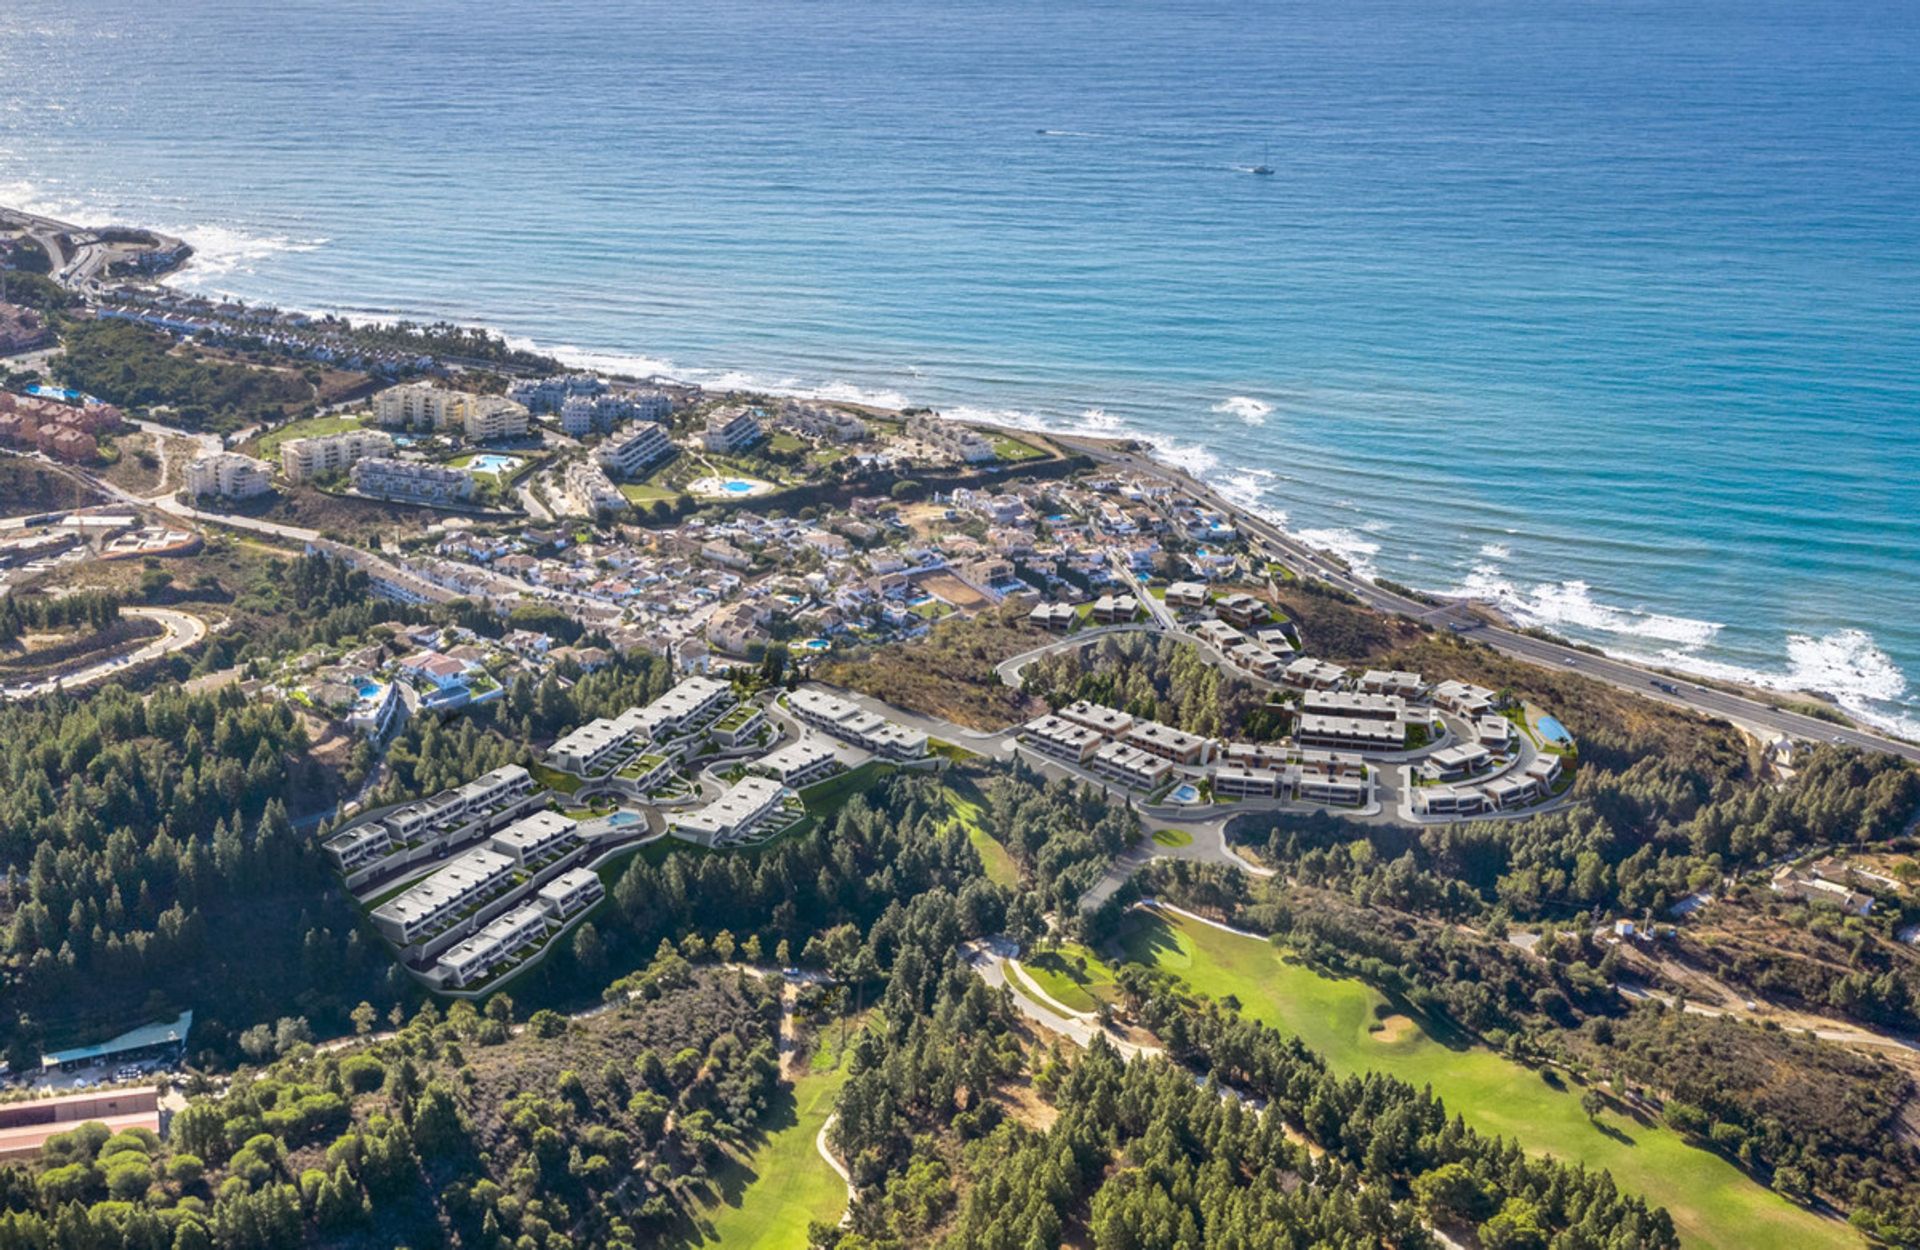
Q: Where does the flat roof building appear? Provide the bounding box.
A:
[371,847,516,946]
[1058,700,1133,738]
[1413,786,1490,817]
[1212,765,1280,798]
[1484,774,1541,809]
[1165,581,1209,610]
[1126,719,1214,765]
[672,776,789,846]
[186,452,271,500]
[1295,714,1405,753]
[598,423,675,479]
[281,428,393,483]
[1020,714,1104,764]
[1090,740,1172,791]
[1432,680,1499,718]
[1302,690,1408,722]
[752,740,841,788]
[1422,743,1492,780]
[1356,669,1423,697]
[537,867,605,919]
[788,687,928,758]
[488,810,580,866]
[435,903,551,989]
[1282,656,1346,690]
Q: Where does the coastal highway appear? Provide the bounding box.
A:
[1055,435,1920,765]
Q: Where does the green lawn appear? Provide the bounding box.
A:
[1020,942,1119,1013]
[620,481,683,506]
[1151,827,1194,848]
[944,776,1019,888]
[527,762,585,794]
[245,412,368,458]
[688,1034,851,1248]
[990,435,1047,462]
[1119,909,1858,1250]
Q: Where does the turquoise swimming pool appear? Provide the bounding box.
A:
[465,453,523,474]
[1536,715,1573,745]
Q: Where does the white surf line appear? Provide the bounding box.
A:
[816,1112,856,1226]
[1005,958,1099,1022]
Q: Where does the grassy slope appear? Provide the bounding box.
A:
[1120,910,1857,1250]
[1020,942,1120,1013]
[943,775,1019,889]
[691,1038,851,1248]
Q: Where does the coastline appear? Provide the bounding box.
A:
[14,201,1907,745]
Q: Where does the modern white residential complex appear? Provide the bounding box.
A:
[671,775,790,846]
[1019,713,1104,765]
[597,423,675,478]
[185,452,272,499]
[702,405,765,453]
[351,457,477,504]
[462,396,530,442]
[546,677,735,773]
[322,764,538,882]
[752,740,841,788]
[371,847,517,946]
[434,903,552,988]
[787,687,929,758]
[279,428,395,483]
[374,382,529,438]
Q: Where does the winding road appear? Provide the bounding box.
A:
[2,605,208,700]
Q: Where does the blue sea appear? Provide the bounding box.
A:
[4,0,1918,733]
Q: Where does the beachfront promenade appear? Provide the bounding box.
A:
[1057,435,1920,767]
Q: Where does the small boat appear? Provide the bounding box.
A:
[1251,144,1275,176]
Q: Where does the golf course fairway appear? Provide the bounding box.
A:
[689,1041,851,1248]
[1120,906,1858,1250]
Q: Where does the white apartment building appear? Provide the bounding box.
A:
[280,429,394,483]
[435,903,551,988]
[186,452,272,499]
[672,776,789,846]
[546,677,734,773]
[488,810,580,866]
[560,458,628,515]
[1020,714,1103,765]
[372,847,517,945]
[463,396,530,442]
[907,414,996,463]
[537,867,605,919]
[703,406,765,454]
[351,457,476,505]
[752,740,841,788]
[597,423,675,478]
[787,687,928,758]
[1089,740,1172,791]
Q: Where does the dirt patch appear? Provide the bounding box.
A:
[1370,1013,1416,1044]
[992,1077,1059,1133]
[913,569,993,611]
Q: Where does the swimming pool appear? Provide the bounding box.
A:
[721,479,755,493]
[465,453,523,475]
[801,638,830,652]
[356,681,384,699]
[1169,783,1202,804]
[1536,715,1573,745]
[26,384,87,403]
[604,810,643,827]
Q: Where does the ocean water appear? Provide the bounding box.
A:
[3,0,1918,733]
